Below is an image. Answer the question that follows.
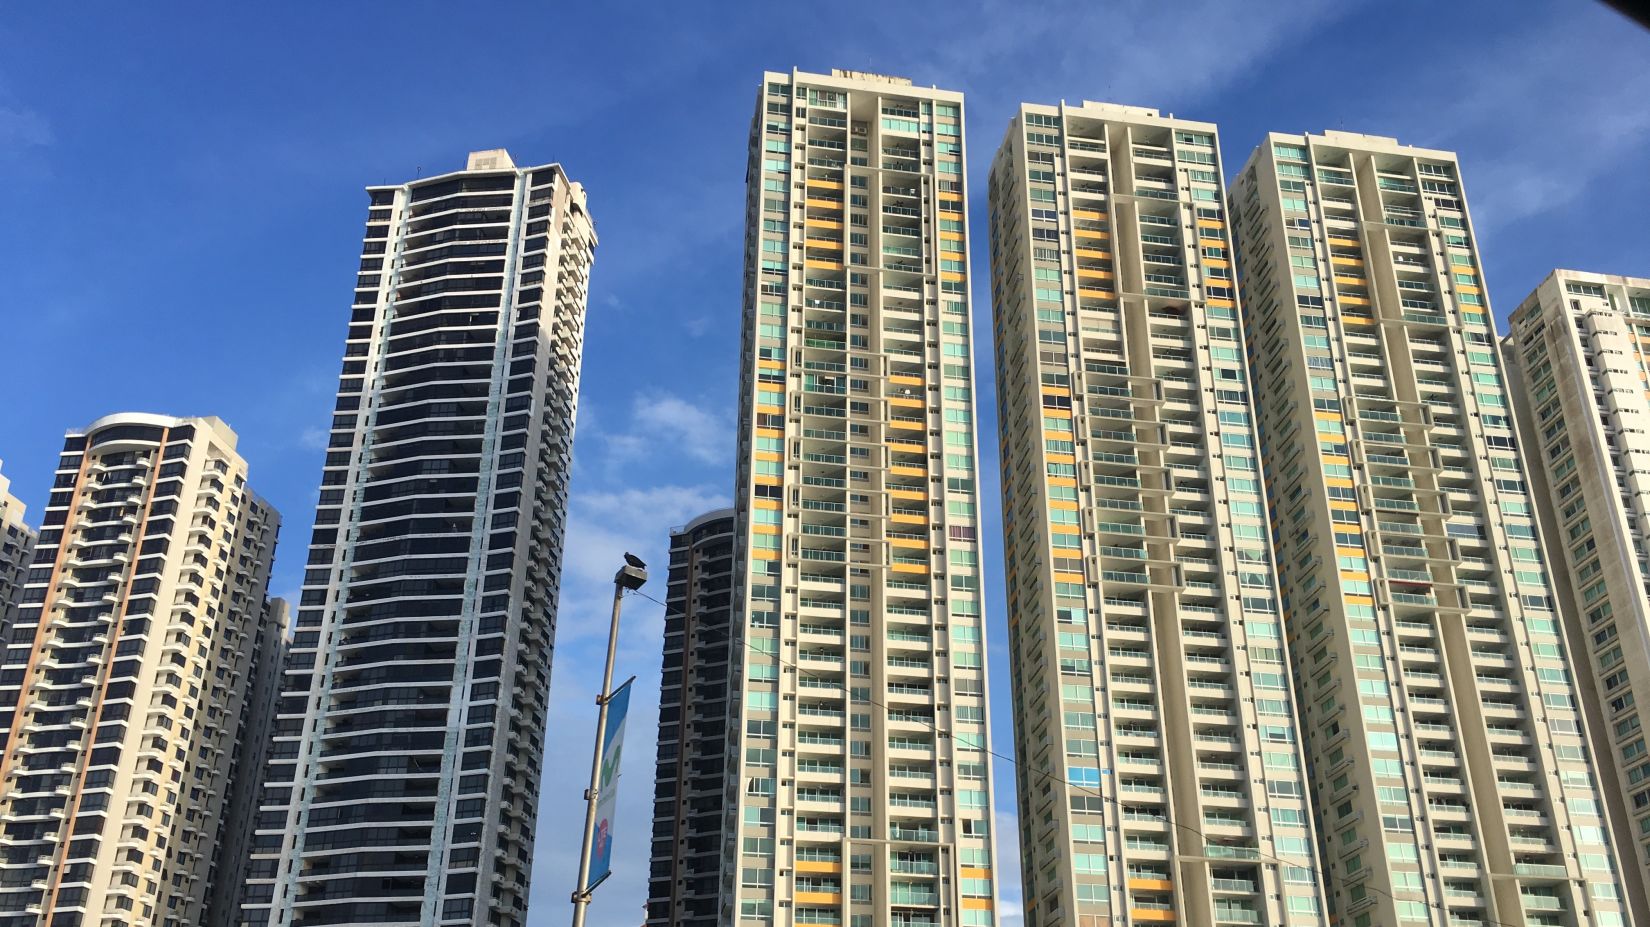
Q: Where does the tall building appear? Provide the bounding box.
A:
[0,461,36,637]
[205,597,289,927]
[1504,269,1650,923]
[242,149,596,927]
[1233,132,1635,927]
[647,508,737,927]
[986,102,1327,927]
[0,413,281,927]
[726,69,1000,927]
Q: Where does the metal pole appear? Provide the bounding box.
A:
[572,556,646,927]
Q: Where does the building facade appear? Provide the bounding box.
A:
[0,462,35,639]
[1504,269,1650,923]
[726,68,1000,927]
[1233,132,1634,927]
[0,413,281,927]
[987,102,1327,927]
[241,149,596,927]
[647,508,737,927]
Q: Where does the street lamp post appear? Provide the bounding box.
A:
[570,553,647,927]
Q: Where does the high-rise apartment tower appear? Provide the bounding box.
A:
[1504,268,1650,923]
[647,508,737,927]
[0,413,281,927]
[987,102,1328,927]
[0,462,35,638]
[241,150,597,927]
[1233,132,1634,927]
[726,68,1000,927]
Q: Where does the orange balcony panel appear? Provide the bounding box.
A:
[754,499,780,510]
[1203,258,1230,269]
[1338,294,1371,306]
[795,861,842,874]
[1077,286,1112,298]
[891,562,929,574]
[754,525,779,535]
[756,451,781,462]
[756,427,783,439]
[1041,385,1071,396]
[755,475,780,486]
[889,489,926,501]
[795,892,841,905]
[890,465,926,477]
[889,419,922,431]
[806,238,844,250]
[1197,218,1224,229]
[1074,229,1110,240]
[1055,571,1085,584]
[756,404,782,415]
[890,537,925,549]
[939,231,964,241]
[1131,909,1174,923]
[963,899,994,911]
[939,192,962,202]
[890,374,923,386]
[890,513,926,525]
[1330,255,1363,266]
[1458,285,1480,296]
[1045,453,1075,465]
[806,198,843,210]
[942,271,966,282]
[1325,477,1353,488]
[806,217,843,230]
[1072,208,1103,220]
[807,259,845,271]
[961,867,991,879]
[759,359,783,370]
[808,179,843,191]
[1075,247,1110,259]
[1049,500,1079,511]
[1129,878,1174,892]
[1047,476,1076,488]
[1207,298,1234,310]
[1076,268,1114,280]
[889,396,924,409]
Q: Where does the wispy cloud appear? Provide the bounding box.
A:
[600,391,733,470]
[0,103,50,150]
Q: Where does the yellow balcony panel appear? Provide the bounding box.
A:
[963,899,994,911]
[1076,268,1114,280]
[890,374,923,386]
[1129,878,1174,892]
[806,238,844,250]
[961,867,991,879]
[1333,276,1366,288]
[1321,454,1349,466]
[1047,476,1076,488]
[1050,499,1078,511]
[1077,286,1113,298]
[890,464,926,477]
[1340,570,1369,582]
[1313,411,1341,422]
[1131,909,1174,923]
[889,418,923,431]
[806,217,843,230]
[754,525,780,535]
[939,230,964,241]
[808,178,843,191]
[942,271,966,282]
[755,499,780,510]
[890,513,926,525]
[1330,254,1364,266]
[888,440,925,453]
[756,451,781,462]
[889,396,924,409]
[795,861,842,874]
[1458,285,1480,296]
[1074,229,1110,240]
[1197,218,1223,229]
[1346,595,1374,607]
[1326,477,1353,489]
[889,489,926,501]
[1055,572,1085,584]
[756,427,783,439]
[757,404,783,415]
[891,562,929,574]
[795,892,841,905]
[806,198,843,210]
[1203,257,1230,269]
[1043,408,1072,420]
[1074,247,1111,260]
[755,475,780,486]
[1072,208,1103,220]
[1338,294,1370,306]
[1207,298,1234,310]
[1046,453,1075,465]
[890,537,926,549]
[759,359,783,369]
[807,259,845,271]
[1041,385,1071,396]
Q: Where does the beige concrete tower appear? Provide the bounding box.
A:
[1503,269,1650,924]
[1233,133,1634,927]
[0,461,35,639]
[727,68,1000,927]
[0,413,281,927]
[987,102,1328,927]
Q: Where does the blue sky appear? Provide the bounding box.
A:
[2,2,1647,924]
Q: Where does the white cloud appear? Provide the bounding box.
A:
[600,392,733,470]
[298,426,328,450]
[0,103,50,151]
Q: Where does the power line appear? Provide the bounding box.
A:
[622,586,1589,927]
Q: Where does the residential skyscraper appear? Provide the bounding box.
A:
[242,149,596,927]
[0,461,35,638]
[647,508,737,927]
[1503,268,1650,923]
[1233,132,1634,927]
[987,102,1327,927]
[727,69,1000,927]
[0,413,280,927]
